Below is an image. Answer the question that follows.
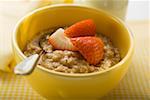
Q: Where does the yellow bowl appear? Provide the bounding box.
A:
[12,4,134,99]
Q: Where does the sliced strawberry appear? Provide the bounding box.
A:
[48,28,77,51]
[71,37,104,65]
[65,19,96,38]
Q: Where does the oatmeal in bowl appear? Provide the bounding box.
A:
[24,19,121,74]
[12,5,134,99]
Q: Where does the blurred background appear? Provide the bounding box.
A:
[0,0,149,21]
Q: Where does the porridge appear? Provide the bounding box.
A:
[23,19,121,73]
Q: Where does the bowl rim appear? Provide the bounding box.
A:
[12,4,134,77]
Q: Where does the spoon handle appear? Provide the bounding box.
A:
[14,50,44,75]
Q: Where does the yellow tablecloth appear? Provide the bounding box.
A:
[0,21,149,99]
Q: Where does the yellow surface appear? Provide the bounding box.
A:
[11,5,133,99]
[0,20,149,99]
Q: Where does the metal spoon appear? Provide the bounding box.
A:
[14,50,44,75]
[14,34,52,75]
[14,54,40,75]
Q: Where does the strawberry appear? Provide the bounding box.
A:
[65,19,96,38]
[71,37,104,65]
[48,28,77,51]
